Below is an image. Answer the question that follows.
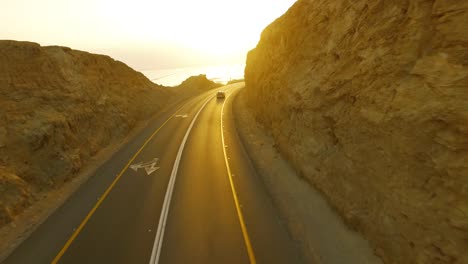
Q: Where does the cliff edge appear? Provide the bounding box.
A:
[0,40,173,226]
[245,1,468,263]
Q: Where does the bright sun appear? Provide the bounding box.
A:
[1,0,297,68]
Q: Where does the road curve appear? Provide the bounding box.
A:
[3,83,304,264]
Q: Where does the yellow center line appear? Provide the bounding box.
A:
[51,101,191,264]
[220,91,257,264]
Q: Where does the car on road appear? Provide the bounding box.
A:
[217,91,226,99]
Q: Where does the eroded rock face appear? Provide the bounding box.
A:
[245,1,468,263]
[0,41,173,225]
[0,168,30,226]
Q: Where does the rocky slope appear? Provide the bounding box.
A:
[0,40,174,226]
[173,74,223,95]
[245,1,468,263]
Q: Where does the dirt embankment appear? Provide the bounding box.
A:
[0,40,175,226]
[244,1,468,263]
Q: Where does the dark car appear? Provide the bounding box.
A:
[217,91,226,99]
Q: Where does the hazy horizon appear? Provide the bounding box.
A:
[1,0,297,71]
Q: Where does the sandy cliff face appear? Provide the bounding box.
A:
[245,1,468,263]
[0,40,173,225]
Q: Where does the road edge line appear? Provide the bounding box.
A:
[149,95,214,264]
[220,91,257,264]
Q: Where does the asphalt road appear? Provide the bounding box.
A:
[3,83,304,264]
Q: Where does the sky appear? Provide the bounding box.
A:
[1,0,297,70]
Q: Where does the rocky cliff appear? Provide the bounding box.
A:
[245,1,468,263]
[174,74,223,95]
[0,40,173,226]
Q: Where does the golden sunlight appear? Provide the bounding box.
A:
[1,0,297,69]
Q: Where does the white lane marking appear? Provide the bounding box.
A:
[149,95,214,264]
[175,114,188,118]
[130,158,160,175]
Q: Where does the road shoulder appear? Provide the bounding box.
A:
[232,88,383,264]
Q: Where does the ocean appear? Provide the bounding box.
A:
[142,64,245,87]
